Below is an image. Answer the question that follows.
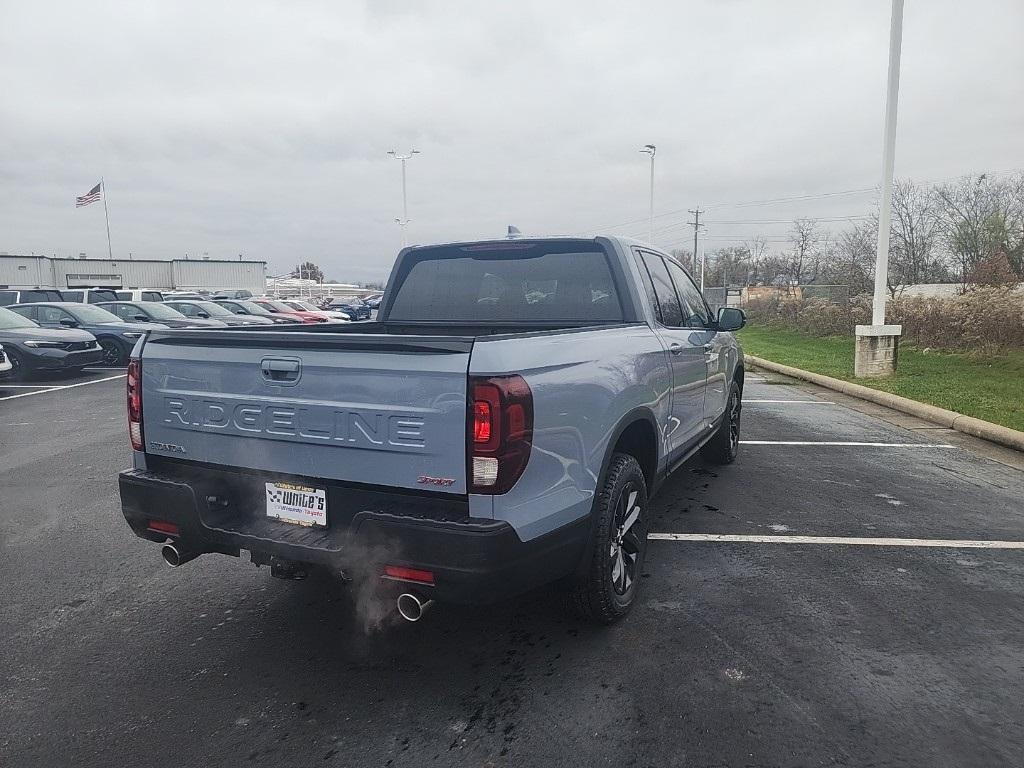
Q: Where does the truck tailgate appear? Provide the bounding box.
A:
[139,331,473,494]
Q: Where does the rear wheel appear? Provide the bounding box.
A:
[702,380,741,464]
[98,338,126,367]
[568,453,649,624]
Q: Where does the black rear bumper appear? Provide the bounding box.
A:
[119,469,588,605]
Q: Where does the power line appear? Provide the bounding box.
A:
[703,187,877,210]
[572,186,879,235]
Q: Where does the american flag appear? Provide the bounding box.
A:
[76,182,102,207]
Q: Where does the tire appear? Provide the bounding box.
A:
[4,347,29,382]
[568,453,649,624]
[98,337,126,367]
[702,380,741,464]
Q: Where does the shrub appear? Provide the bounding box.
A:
[744,288,1024,353]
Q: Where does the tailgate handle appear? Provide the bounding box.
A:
[261,357,301,384]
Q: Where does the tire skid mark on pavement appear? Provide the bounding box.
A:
[648,533,1024,548]
[740,440,955,447]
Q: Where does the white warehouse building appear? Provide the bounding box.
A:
[0,254,267,294]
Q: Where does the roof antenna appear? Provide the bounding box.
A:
[506,225,522,240]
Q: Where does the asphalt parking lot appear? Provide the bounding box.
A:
[2,367,1023,767]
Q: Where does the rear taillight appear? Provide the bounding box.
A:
[147,520,179,536]
[127,358,144,451]
[469,375,533,494]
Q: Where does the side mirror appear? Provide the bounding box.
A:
[716,307,746,332]
[59,318,78,328]
[197,312,209,318]
[236,309,249,315]
[134,314,149,322]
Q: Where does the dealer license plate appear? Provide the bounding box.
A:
[265,482,327,527]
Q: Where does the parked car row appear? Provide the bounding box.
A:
[0,287,257,306]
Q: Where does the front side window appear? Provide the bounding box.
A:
[663,258,710,327]
[69,305,121,323]
[169,303,198,317]
[637,251,683,327]
[112,304,135,321]
[38,306,73,324]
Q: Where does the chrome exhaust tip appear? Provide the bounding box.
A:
[161,543,198,568]
[396,592,434,622]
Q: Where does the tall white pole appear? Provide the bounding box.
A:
[640,144,656,244]
[101,177,113,259]
[401,157,408,233]
[388,149,419,249]
[871,0,904,326]
[648,151,655,244]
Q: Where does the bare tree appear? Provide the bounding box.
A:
[786,218,819,286]
[935,173,1024,283]
[748,235,769,264]
[826,220,876,296]
[705,246,752,287]
[887,179,945,293]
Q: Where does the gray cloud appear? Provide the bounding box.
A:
[1,0,1021,282]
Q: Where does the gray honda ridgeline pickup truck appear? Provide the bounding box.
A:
[119,237,745,623]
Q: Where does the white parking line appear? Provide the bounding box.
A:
[0,374,125,401]
[744,399,836,404]
[740,440,955,448]
[0,384,63,388]
[648,533,1024,549]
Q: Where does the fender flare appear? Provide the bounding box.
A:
[570,406,661,578]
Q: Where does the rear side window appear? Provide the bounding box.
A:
[637,251,683,327]
[387,242,623,323]
[632,253,662,323]
[141,292,163,302]
[116,291,131,300]
[0,291,16,306]
[62,290,84,302]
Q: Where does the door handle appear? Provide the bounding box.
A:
[261,357,301,384]
[669,343,682,355]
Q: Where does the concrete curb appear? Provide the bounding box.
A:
[744,354,1024,453]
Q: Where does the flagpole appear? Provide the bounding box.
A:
[101,177,113,259]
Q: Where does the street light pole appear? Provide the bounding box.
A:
[388,149,420,248]
[856,0,905,378]
[872,0,904,325]
[640,145,656,244]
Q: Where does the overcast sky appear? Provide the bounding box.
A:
[1,0,1021,282]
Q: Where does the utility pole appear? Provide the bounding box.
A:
[388,149,420,248]
[640,144,656,243]
[856,0,904,378]
[687,207,705,275]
